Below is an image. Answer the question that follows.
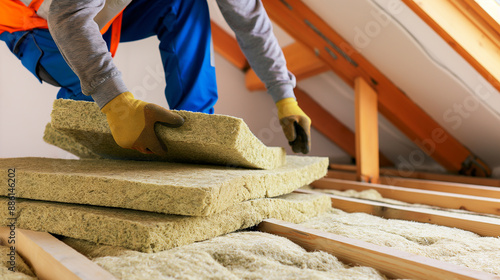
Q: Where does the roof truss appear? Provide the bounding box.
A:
[260,0,491,176]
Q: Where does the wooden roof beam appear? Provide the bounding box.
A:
[295,87,393,166]
[245,42,329,91]
[402,0,500,94]
[211,21,393,166]
[210,21,249,71]
[355,77,381,183]
[261,0,491,177]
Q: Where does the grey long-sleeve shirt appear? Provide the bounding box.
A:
[46,0,296,108]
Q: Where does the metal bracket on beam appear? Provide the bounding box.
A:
[460,155,492,177]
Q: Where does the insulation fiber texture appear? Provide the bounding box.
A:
[0,156,327,216]
[63,232,386,280]
[49,99,286,169]
[0,193,331,253]
[43,123,100,159]
[300,208,500,276]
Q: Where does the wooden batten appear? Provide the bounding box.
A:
[258,218,499,280]
[311,178,500,216]
[294,189,500,238]
[0,227,117,280]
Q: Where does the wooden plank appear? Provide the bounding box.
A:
[380,176,500,199]
[294,189,500,238]
[463,0,500,37]
[245,42,329,91]
[257,218,499,280]
[0,227,117,280]
[330,163,500,187]
[261,0,491,176]
[210,21,249,71]
[402,0,500,94]
[312,178,500,216]
[380,168,500,187]
[328,167,500,198]
[327,170,358,181]
[355,77,380,183]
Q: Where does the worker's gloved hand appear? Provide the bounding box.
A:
[276,97,311,154]
[101,92,184,156]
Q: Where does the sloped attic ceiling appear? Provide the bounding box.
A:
[209,0,500,177]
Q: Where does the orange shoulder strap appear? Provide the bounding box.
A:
[109,12,123,58]
[0,0,48,34]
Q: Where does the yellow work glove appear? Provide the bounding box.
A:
[276,97,311,154]
[101,92,184,156]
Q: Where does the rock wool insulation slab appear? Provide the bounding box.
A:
[62,232,386,280]
[0,156,328,216]
[300,208,500,276]
[0,193,331,253]
[48,99,286,169]
[43,123,101,159]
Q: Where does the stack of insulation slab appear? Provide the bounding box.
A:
[0,100,330,253]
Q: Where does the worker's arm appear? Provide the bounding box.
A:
[47,0,183,155]
[216,0,311,153]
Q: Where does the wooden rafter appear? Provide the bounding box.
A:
[257,218,499,279]
[294,189,500,238]
[312,178,500,216]
[402,0,500,94]
[245,42,328,91]
[0,227,116,280]
[211,21,392,165]
[261,0,491,176]
[210,21,249,71]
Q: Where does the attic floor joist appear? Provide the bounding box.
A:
[329,163,500,188]
[402,0,500,94]
[294,189,500,238]
[260,0,491,176]
[0,227,116,280]
[258,218,499,280]
[311,177,500,216]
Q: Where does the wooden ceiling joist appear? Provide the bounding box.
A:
[0,227,116,280]
[379,176,500,199]
[245,42,329,91]
[261,0,491,177]
[258,218,499,279]
[312,177,500,216]
[330,163,500,187]
[402,0,500,94]
[294,189,500,238]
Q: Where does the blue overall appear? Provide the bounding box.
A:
[0,0,218,114]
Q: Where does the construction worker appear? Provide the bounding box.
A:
[0,0,311,156]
